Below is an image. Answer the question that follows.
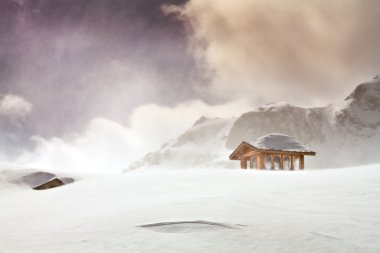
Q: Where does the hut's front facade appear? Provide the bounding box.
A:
[229,134,316,170]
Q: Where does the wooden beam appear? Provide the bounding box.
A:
[250,157,254,169]
[255,149,316,156]
[280,155,284,170]
[242,150,260,158]
[229,142,258,160]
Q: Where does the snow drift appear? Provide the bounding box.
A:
[1,164,380,252]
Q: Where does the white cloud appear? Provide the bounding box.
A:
[15,99,251,173]
[0,94,33,118]
[17,118,133,174]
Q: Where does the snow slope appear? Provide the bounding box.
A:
[128,117,236,170]
[129,78,380,170]
[1,165,380,253]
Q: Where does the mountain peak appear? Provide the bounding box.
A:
[254,102,292,112]
[192,116,222,127]
[345,78,380,102]
[192,116,210,127]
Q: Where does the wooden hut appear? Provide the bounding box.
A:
[229,133,316,170]
[20,171,73,190]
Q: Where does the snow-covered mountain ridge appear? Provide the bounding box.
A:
[128,78,380,170]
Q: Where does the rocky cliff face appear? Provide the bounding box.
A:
[336,79,380,132]
[225,103,330,149]
[330,79,380,166]
[127,78,380,170]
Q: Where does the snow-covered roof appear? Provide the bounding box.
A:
[20,172,56,188]
[251,133,312,152]
[229,133,315,160]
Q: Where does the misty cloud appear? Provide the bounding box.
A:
[15,99,250,172]
[0,94,32,118]
[168,0,380,106]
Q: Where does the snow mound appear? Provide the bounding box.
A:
[251,133,312,152]
[138,220,237,233]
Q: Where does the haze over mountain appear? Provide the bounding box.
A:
[129,78,380,170]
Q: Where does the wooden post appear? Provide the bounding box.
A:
[271,155,274,170]
[255,156,260,170]
[290,155,294,170]
[259,154,265,170]
[263,154,267,170]
[280,155,284,170]
[240,160,246,169]
[250,157,254,169]
[300,155,304,170]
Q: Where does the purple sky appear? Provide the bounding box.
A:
[0,0,198,137]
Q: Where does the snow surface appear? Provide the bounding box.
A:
[251,133,312,152]
[1,165,380,253]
